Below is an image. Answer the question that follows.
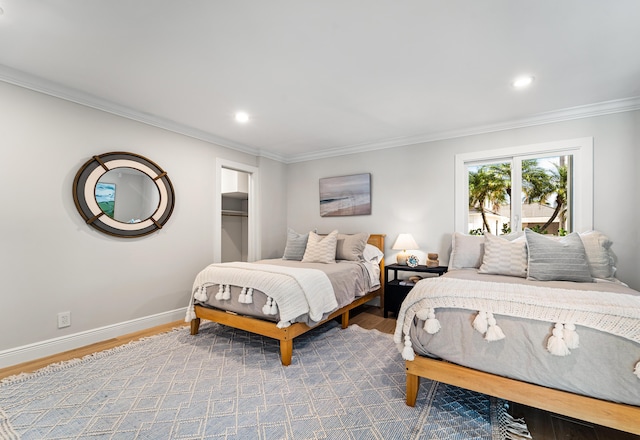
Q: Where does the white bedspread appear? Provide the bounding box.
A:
[190,262,337,325]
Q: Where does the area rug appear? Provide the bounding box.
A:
[0,321,527,439]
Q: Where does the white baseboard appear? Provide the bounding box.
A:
[0,308,187,369]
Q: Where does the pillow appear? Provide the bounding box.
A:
[282,228,309,261]
[336,232,370,261]
[362,243,384,264]
[302,230,339,264]
[579,230,616,279]
[448,232,485,269]
[525,229,593,282]
[478,233,527,277]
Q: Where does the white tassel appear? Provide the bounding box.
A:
[547,323,570,356]
[194,286,208,302]
[416,309,430,321]
[485,313,505,341]
[473,311,488,334]
[215,284,224,300]
[401,334,415,361]
[270,299,278,315]
[184,305,196,322]
[238,287,247,303]
[245,288,253,304]
[634,361,640,379]
[423,308,441,334]
[563,323,579,350]
[500,410,533,439]
[277,320,291,328]
[262,297,273,315]
[222,285,231,300]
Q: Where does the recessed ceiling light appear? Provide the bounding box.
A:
[512,76,534,88]
[235,112,250,123]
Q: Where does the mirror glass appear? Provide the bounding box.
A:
[96,168,160,223]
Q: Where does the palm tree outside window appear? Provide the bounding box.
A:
[455,138,593,237]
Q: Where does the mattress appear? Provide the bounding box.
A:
[406,269,640,406]
[194,258,377,326]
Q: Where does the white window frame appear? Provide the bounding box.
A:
[454,137,593,234]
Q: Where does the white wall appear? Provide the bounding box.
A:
[0,81,287,356]
[287,110,640,290]
[257,156,289,259]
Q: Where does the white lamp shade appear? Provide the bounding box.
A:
[392,233,419,251]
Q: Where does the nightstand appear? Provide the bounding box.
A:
[384,264,448,318]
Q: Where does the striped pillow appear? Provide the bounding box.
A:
[282,229,309,261]
[579,230,616,279]
[525,229,593,282]
[302,230,338,264]
[478,233,527,278]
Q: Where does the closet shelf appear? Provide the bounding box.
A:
[222,210,248,217]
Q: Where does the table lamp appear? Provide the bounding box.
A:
[392,233,419,265]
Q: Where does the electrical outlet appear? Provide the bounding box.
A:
[57,311,71,328]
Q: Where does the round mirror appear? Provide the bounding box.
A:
[73,152,175,238]
[96,168,160,223]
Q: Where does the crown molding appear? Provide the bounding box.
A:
[0,64,276,158]
[285,96,640,163]
[2,64,638,165]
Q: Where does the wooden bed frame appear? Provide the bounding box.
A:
[405,356,640,435]
[189,234,386,366]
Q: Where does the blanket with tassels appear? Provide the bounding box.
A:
[393,277,640,379]
[185,262,337,327]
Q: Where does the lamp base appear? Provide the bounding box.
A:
[396,251,408,265]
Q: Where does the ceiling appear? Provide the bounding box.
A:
[1,1,639,163]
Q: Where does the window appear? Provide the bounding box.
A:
[455,138,593,235]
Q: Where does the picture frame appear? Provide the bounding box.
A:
[319,173,371,217]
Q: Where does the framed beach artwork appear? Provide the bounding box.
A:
[319,173,371,217]
[95,182,116,219]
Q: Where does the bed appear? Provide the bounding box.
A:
[395,230,640,435]
[187,232,385,366]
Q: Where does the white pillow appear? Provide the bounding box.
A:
[579,230,616,279]
[302,230,338,264]
[478,233,527,278]
[448,232,485,269]
[362,244,384,264]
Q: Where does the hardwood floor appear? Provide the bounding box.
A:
[349,306,640,440]
[1,306,637,440]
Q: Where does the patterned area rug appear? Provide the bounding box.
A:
[0,321,522,439]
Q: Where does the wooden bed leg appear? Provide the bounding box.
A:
[406,370,420,407]
[280,340,293,366]
[190,318,201,335]
[341,311,349,329]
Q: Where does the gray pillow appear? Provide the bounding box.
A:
[336,232,370,261]
[282,228,309,261]
[448,232,485,269]
[525,229,593,282]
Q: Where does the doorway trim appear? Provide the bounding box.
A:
[214,158,260,263]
